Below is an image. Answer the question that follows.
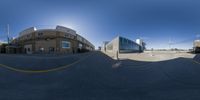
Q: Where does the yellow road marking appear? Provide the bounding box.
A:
[0,54,92,73]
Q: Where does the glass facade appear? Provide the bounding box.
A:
[119,37,140,53]
[62,41,70,48]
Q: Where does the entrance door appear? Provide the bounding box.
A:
[24,44,32,54]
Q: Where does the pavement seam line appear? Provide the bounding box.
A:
[0,54,93,73]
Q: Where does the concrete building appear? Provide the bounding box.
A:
[8,25,94,54]
[105,36,144,53]
[101,41,109,52]
[136,38,146,50]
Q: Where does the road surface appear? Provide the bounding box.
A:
[0,51,200,100]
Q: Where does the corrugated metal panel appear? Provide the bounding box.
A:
[77,35,83,42]
[56,26,76,36]
[19,27,36,36]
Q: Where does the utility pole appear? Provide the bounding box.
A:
[7,24,10,44]
[168,38,171,50]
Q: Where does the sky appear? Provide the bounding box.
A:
[0,0,200,49]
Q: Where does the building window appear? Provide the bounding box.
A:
[38,33,43,36]
[70,35,74,39]
[49,47,55,52]
[28,48,30,52]
[62,41,70,48]
[78,43,83,49]
[40,48,44,52]
[64,34,69,38]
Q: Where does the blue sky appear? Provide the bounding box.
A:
[0,0,200,49]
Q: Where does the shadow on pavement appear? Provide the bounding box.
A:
[100,51,200,85]
[193,54,200,62]
[0,52,91,70]
[0,51,200,100]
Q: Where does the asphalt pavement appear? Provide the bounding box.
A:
[0,51,200,100]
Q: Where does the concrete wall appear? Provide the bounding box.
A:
[24,44,33,54]
[10,26,94,54]
[106,36,119,54]
[35,39,57,53]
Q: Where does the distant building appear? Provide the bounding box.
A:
[101,41,109,52]
[98,46,101,50]
[8,25,95,54]
[136,38,146,50]
[105,36,144,53]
